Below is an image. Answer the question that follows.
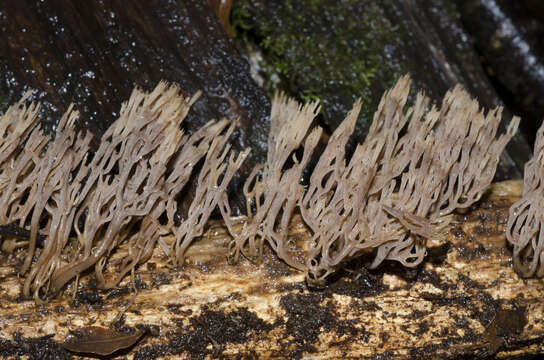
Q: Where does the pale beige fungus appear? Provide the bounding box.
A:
[0,75,519,300]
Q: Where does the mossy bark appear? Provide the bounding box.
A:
[232,0,531,179]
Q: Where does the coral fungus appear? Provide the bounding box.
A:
[0,83,247,300]
[507,124,544,277]
[0,75,519,300]
[228,76,519,284]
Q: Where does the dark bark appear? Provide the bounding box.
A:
[456,0,544,145]
[0,0,270,214]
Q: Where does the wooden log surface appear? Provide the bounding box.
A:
[0,180,543,359]
[0,0,271,215]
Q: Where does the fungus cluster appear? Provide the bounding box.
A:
[507,123,544,277]
[0,75,521,300]
[228,76,518,284]
[0,83,247,300]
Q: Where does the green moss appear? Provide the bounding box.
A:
[231,1,254,40]
[232,0,406,137]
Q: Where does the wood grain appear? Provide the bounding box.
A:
[0,180,542,359]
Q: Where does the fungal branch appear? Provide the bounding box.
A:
[170,120,249,265]
[50,84,187,293]
[507,123,544,278]
[227,93,322,272]
[0,94,47,249]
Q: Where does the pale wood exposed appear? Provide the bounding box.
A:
[0,180,542,359]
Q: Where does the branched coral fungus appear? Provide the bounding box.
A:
[0,82,247,300]
[228,76,518,284]
[0,74,520,300]
[226,94,322,271]
[170,120,249,265]
[507,124,544,278]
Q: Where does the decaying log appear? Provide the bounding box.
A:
[0,180,543,359]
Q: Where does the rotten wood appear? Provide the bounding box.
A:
[0,180,543,359]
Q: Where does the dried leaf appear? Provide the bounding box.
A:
[62,326,145,356]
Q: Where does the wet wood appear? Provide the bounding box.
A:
[0,0,270,214]
[0,180,543,359]
[456,0,544,143]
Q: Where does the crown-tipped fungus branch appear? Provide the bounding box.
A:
[49,84,193,293]
[171,120,249,264]
[507,123,544,278]
[227,94,322,271]
[22,109,92,297]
